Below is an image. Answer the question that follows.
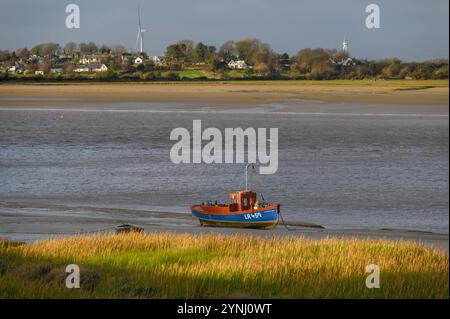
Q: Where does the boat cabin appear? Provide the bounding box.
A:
[195,190,270,215]
[229,190,258,212]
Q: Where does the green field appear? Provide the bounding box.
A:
[0,233,448,299]
[176,69,208,79]
[158,69,208,79]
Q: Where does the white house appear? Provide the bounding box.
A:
[50,67,63,74]
[7,65,23,74]
[121,55,131,63]
[93,64,108,72]
[74,64,108,73]
[330,57,356,67]
[341,57,356,67]
[74,65,90,73]
[134,57,144,65]
[152,56,164,66]
[228,60,248,70]
[79,55,100,64]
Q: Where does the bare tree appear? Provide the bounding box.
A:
[16,48,29,60]
[219,41,237,62]
[64,42,78,53]
[235,38,262,64]
[110,44,127,55]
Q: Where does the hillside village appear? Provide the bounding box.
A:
[0,39,448,81]
[0,40,279,79]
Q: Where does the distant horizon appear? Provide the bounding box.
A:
[0,0,448,62]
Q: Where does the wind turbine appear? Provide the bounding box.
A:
[135,7,147,53]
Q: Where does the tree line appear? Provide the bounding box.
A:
[0,39,448,81]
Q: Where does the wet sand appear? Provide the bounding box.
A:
[0,81,448,107]
[0,201,448,254]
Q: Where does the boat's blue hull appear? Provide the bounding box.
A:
[191,207,279,229]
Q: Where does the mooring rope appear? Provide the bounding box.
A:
[278,208,293,231]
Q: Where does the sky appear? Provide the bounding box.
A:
[0,0,448,61]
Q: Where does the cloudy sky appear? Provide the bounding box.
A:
[0,0,448,61]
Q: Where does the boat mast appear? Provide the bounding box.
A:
[245,163,255,190]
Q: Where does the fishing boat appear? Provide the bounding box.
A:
[191,164,280,229]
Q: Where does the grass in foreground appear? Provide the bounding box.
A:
[0,233,448,298]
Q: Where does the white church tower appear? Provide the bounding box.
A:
[342,38,349,54]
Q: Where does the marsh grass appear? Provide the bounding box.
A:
[0,233,448,298]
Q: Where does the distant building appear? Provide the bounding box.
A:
[121,55,132,63]
[50,67,64,74]
[342,38,348,54]
[228,60,248,70]
[79,55,100,64]
[329,38,355,67]
[74,64,108,73]
[74,65,90,73]
[331,57,356,67]
[93,64,108,72]
[134,57,144,65]
[7,64,23,74]
[152,56,164,66]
